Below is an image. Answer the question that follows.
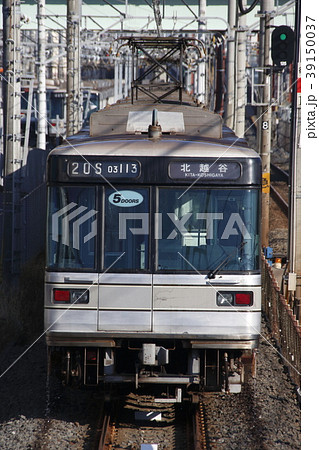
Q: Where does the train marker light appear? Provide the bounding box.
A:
[271,25,295,67]
[235,292,252,306]
[53,289,70,303]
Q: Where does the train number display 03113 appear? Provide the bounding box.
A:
[67,160,140,178]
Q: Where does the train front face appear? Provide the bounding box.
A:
[45,139,261,393]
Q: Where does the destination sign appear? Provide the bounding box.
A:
[169,161,241,180]
[67,160,140,179]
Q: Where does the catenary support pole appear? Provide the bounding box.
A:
[124,52,129,99]
[235,0,247,137]
[114,55,119,103]
[2,0,22,275]
[224,0,236,129]
[66,0,82,136]
[37,0,47,150]
[260,0,274,247]
[197,0,206,105]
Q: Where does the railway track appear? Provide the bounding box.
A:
[97,388,278,449]
[97,391,210,450]
[270,163,289,216]
[270,163,289,183]
[270,185,288,216]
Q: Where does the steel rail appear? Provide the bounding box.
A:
[270,163,289,216]
[98,405,118,450]
[270,163,289,182]
[194,401,208,450]
[270,185,288,216]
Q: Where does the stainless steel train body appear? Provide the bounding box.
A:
[45,101,261,394]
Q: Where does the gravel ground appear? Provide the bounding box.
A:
[0,338,101,449]
[204,320,300,449]
[269,191,288,256]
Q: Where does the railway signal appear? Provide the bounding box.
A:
[271,25,295,67]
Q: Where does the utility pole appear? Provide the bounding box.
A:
[37,0,46,150]
[197,0,206,105]
[235,0,247,137]
[2,0,22,275]
[66,0,82,136]
[224,0,236,129]
[260,0,274,247]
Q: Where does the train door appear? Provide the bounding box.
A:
[97,187,152,332]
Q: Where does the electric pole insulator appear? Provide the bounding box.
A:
[271,25,295,67]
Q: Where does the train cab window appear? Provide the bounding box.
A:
[47,91,66,120]
[104,188,150,271]
[156,188,259,273]
[47,186,97,270]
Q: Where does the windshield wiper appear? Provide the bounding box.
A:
[207,241,247,279]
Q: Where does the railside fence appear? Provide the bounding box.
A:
[261,256,301,389]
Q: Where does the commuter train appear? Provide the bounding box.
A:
[45,95,261,398]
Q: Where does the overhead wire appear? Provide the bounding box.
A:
[237,0,260,15]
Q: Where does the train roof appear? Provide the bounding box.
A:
[50,93,259,160]
[51,137,258,160]
[89,102,224,139]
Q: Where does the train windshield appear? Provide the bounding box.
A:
[47,186,97,270]
[156,188,259,273]
[47,186,259,273]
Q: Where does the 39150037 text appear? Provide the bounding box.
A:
[305,16,317,138]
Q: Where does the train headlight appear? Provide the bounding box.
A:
[53,289,89,304]
[217,292,234,306]
[71,289,89,304]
